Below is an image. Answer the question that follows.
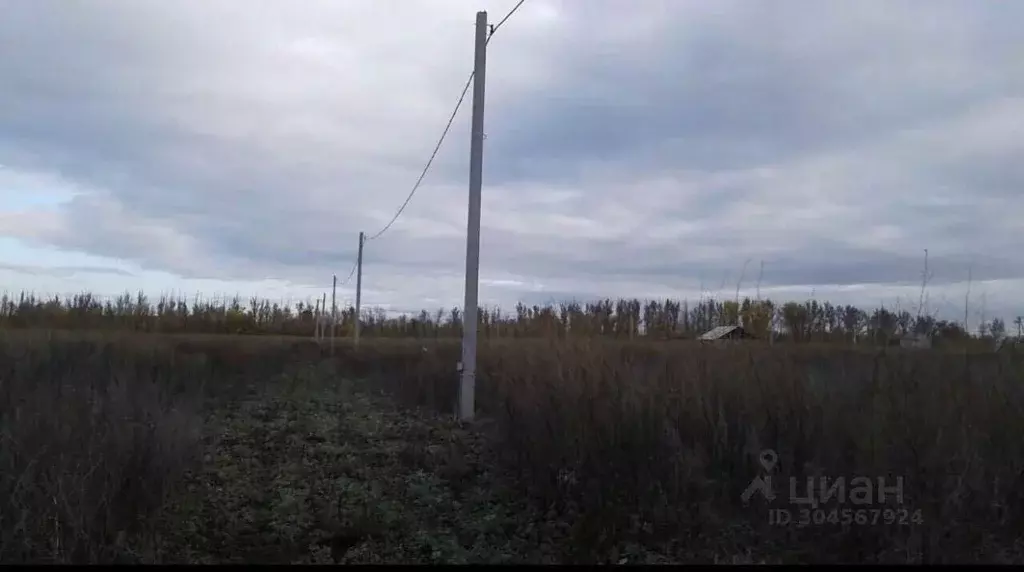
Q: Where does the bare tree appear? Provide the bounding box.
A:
[733,258,751,326]
[755,260,765,301]
[964,264,973,334]
[979,291,988,338]
[916,248,931,323]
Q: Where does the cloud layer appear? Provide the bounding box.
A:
[1,1,1023,323]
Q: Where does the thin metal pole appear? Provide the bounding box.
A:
[459,11,488,423]
[355,231,364,348]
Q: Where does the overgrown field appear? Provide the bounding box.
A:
[1,332,1022,563]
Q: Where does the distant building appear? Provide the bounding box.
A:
[699,325,755,342]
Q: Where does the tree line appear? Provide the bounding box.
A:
[0,290,1017,346]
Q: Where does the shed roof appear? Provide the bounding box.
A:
[699,325,743,341]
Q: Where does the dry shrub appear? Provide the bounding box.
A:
[353,338,1024,563]
[0,331,332,563]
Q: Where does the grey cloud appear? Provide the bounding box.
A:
[1,1,1024,322]
[0,262,134,278]
[487,2,1024,182]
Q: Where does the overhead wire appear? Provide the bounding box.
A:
[337,259,358,286]
[364,0,528,242]
[486,0,527,44]
[363,71,474,242]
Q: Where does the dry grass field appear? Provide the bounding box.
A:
[1,328,1022,563]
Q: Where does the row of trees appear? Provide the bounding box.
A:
[0,290,1017,346]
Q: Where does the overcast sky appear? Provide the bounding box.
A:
[1,0,1022,327]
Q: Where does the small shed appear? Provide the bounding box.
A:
[699,325,755,342]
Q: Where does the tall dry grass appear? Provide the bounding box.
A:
[3,328,1021,563]
[0,332,328,563]
[350,339,1024,563]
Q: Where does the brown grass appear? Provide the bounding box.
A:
[0,331,329,563]
[341,338,1024,563]
[2,331,1023,563]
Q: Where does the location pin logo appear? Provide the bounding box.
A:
[759,449,778,473]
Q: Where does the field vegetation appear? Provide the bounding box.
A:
[3,289,1016,346]
[1,289,1022,563]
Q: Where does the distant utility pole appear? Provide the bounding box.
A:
[355,231,364,349]
[331,274,337,355]
[315,293,328,343]
[313,297,321,341]
[458,11,488,423]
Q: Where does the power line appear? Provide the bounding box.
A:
[486,0,527,45]
[364,71,475,242]
[337,259,358,285]
[364,0,527,242]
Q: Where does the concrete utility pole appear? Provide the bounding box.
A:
[316,293,328,343]
[314,297,321,341]
[355,231,364,348]
[458,11,488,423]
[331,274,337,355]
